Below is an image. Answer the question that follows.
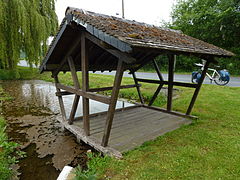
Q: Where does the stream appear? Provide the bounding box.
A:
[1,80,134,179]
[1,80,92,180]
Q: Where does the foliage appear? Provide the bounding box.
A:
[0,69,20,80]
[74,153,111,180]
[0,0,58,70]
[0,86,25,180]
[142,55,198,73]
[0,66,46,80]
[170,0,240,74]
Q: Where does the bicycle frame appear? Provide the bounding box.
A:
[198,64,220,83]
[205,68,219,82]
[193,61,230,86]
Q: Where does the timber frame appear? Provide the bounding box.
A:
[40,7,234,155]
[51,29,209,147]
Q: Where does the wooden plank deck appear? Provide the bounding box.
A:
[69,106,191,154]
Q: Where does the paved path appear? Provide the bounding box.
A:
[18,60,240,87]
[92,71,240,87]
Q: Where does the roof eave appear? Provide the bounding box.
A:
[40,18,70,73]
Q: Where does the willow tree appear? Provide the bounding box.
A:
[0,0,58,70]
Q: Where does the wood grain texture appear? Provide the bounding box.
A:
[102,59,124,146]
[81,32,90,135]
[53,76,67,122]
[68,56,80,124]
[72,106,191,153]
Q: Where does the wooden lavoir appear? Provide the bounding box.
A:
[40,7,234,157]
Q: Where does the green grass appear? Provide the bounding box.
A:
[16,67,240,179]
[0,85,23,180]
[66,79,238,179]
[73,85,240,180]
[17,67,167,107]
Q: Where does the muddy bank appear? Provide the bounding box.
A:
[1,80,92,179]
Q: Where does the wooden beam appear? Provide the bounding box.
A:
[152,59,164,81]
[136,78,197,88]
[45,63,133,72]
[85,32,136,64]
[89,84,140,92]
[81,33,90,136]
[40,23,68,73]
[56,83,111,104]
[102,59,124,147]
[68,56,81,124]
[167,54,174,112]
[148,59,165,106]
[74,105,141,121]
[53,76,67,122]
[186,60,211,115]
[56,91,73,96]
[58,120,123,159]
[148,83,164,106]
[142,104,197,119]
[132,72,144,104]
[129,53,158,73]
[56,84,140,96]
[52,35,82,77]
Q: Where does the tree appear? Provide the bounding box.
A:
[0,0,58,70]
[170,0,240,74]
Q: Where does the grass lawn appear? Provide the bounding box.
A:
[18,67,240,179]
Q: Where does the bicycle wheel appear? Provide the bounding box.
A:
[214,72,230,86]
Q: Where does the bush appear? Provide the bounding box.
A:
[0,69,20,80]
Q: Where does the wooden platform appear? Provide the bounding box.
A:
[60,106,191,157]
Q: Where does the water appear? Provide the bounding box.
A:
[1,80,134,179]
[1,80,91,179]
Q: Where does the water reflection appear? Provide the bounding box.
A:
[1,80,133,180]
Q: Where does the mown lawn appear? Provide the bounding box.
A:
[100,85,240,179]
[19,67,240,179]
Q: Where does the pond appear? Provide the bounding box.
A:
[0,80,112,179]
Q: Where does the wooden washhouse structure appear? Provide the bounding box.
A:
[40,7,234,157]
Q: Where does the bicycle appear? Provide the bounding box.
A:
[191,62,230,86]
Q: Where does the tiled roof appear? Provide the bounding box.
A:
[66,7,234,57]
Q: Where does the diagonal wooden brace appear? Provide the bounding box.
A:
[148,59,165,106]
[101,59,124,147]
[68,56,81,125]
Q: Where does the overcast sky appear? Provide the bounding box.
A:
[55,0,176,26]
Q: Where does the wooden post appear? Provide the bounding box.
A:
[81,32,90,136]
[53,75,67,122]
[132,72,144,104]
[186,60,210,115]
[68,56,80,124]
[102,59,124,147]
[167,54,174,112]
